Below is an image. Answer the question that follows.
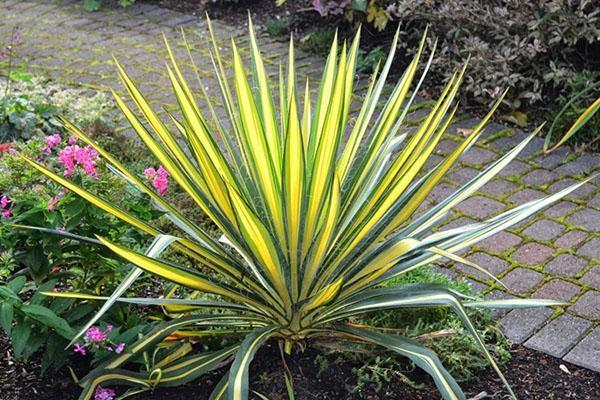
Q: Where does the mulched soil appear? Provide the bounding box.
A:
[2,331,599,400]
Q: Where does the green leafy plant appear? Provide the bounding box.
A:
[83,0,136,12]
[544,73,600,153]
[265,18,288,37]
[27,19,588,400]
[0,92,60,141]
[0,249,16,282]
[0,276,78,372]
[357,46,385,74]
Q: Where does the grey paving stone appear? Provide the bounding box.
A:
[501,268,544,293]
[532,147,569,169]
[480,179,517,197]
[581,266,600,289]
[522,169,557,186]
[435,139,458,155]
[544,254,589,278]
[524,314,591,357]
[555,154,600,175]
[448,166,479,185]
[518,136,544,158]
[579,238,600,260]
[455,196,505,219]
[460,146,497,166]
[456,252,509,280]
[549,178,596,199]
[489,131,528,151]
[465,279,488,293]
[522,219,565,241]
[555,230,588,249]
[511,242,554,266]
[427,182,457,205]
[451,117,481,134]
[590,193,600,209]
[500,307,553,344]
[498,159,529,178]
[533,279,581,302]
[508,189,546,205]
[543,201,577,218]
[567,208,600,232]
[564,327,600,372]
[570,291,600,319]
[476,231,522,254]
[424,153,446,170]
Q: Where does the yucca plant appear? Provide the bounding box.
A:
[22,18,591,400]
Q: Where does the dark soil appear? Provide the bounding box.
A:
[2,332,599,400]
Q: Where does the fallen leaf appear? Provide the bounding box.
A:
[559,364,571,375]
[457,128,474,137]
[500,111,528,127]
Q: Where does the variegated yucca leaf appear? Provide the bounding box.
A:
[29,17,587,400]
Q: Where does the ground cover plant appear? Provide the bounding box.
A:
[20,17,593,400]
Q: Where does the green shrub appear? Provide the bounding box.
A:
[83,0,136,12]
[319,0,600,109]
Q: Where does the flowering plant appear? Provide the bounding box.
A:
[73,325,126,356]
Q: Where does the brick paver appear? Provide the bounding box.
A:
[2,0,599,372]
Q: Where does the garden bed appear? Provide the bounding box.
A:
[2,330,599,400]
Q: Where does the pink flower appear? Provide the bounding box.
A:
[94,387,116,400]
[74,343,87,356]
[1,195,12,218]
[114,343,125,354]
[58,146,76,176]
[84,326,107,344]
[58,145,98,178]
[144,166,170,196]
[42,134,62,153]
[68,136,78,144]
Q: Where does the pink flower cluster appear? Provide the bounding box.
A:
[74,325,125,356]
[58,144,99,178]
[1,195,11,218]
[94,387,116,400]
[144,166,170,196]
[42,133,62,154]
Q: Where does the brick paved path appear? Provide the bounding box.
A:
[1,0,599,373]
